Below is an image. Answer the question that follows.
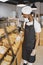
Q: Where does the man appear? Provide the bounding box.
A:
[21,6,41,65]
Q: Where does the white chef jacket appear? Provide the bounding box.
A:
[23,19,41,33]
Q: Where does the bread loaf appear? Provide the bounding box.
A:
[8,33,17,45]
[2,38,9,48]
[6,25,16,33]
[7,50,12,56]
[0,46,7,54]
[4,55,12,62]
[1,60,10,65]
[0,29,5,37]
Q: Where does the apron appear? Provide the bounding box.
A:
[22,20,36,63]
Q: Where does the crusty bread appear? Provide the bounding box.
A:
[7,50,12,56]
[8,33,17,45]
[0,46,7,54]
[4,55,12,62]
[6,25,16,33]
[1,60,10,65]
[0,29,5,37]
[2,38,9,48]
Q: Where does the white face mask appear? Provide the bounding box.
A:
[24,18,29,22]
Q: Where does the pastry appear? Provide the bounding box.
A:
[4,55,12,62]
[0,46,7,54]
[6,25,16,33]
[1,60,10,65]
[8,33,17,45]
[0,29,5,37]
[7,50,12,56]
[2,38,9,48]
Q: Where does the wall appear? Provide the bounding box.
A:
[40,3,43,14]
[16,2,43,21]
[35,2,41,14]
[0,2,43,18]
[35,2,43,14]
[0,3,16,17]
[16,6,24,21]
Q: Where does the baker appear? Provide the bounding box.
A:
[21,6,41,65]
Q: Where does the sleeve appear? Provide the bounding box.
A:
[34,20,41,33]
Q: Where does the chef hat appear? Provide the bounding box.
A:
[22,6,33,14]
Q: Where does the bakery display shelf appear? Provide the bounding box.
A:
[0,28,18,39]
[0,55,15,65]
[10,55,16,65]
[0,48,16,65]
[0,19,24,65]
[0,34,6,38]
[0,43,17,65]
[7,48,16,65]
[0,48,10,62]
[0,19,18,33]
[12,43,21,55]
[6,25,17,33]
[0,34,7,40]
[0,28,6,39]
[0,23,16,65]
[7,28,18,35]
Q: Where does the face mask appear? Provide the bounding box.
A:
[24,18,29,22]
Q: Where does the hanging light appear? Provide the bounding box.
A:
[31,3,37,10]
[0,0,8,2]
[17,0,26,7]
[17,4,26,7]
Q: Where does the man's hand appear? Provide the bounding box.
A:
[31,49,36,56]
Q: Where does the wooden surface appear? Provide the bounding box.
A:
[40,28,43,45]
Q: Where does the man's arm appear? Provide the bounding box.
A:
[35,33,40,49]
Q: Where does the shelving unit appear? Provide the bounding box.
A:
[0,19,24,65]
